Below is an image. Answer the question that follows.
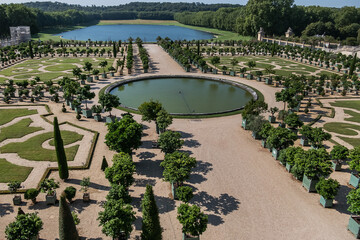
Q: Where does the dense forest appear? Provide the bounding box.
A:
[23,2,238,13]
[175,0,360,44]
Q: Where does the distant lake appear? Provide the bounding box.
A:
[56,24,214,42]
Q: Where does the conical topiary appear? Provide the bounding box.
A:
[141,185,162,240]
[59,192,79,240]
[101,156,108,171]
[54,117,69,180]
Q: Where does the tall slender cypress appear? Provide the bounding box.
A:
[54,117,69,180]
[59,192,79,240]
[141,185,162,240]
[350,53,357,76]
[113,42,117,58]
[29,41,34,59]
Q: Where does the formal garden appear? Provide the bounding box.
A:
[1,35,360,239]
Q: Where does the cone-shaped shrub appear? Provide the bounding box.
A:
[59,192,79,240]
[54,117,69,180]
[141,185,162,240]
[101,156,108,171]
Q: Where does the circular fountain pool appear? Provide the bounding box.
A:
[106,76,257,116]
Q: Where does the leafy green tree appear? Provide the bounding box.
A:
[315,178,340,200]
[83,61,93,76]
[158,131,184,154]
[53,117,68,180]
[160,151,196,185]
[349,146,360,173]
[59,192,79,240]
[275,88,296,111]
[99,60,108,74]
[156,109,173,133]
[177,203,208,237]
[5,213,43,240]
[105,152,136,188]
[106,184,132,204]
[24,188,39,204]
[113,42,118,58]
[98,199,136,239]
[141,185,162,240]
[29,41,34,59]
[176,186,193,203]
[241,99,268,121]
[105,114,142,154]
[138,100,163,132]
[99,93,120,116]
[350,53,357,76]
[259,122,274,140]
[230,58,239,71]
[284,113,303,130]
[347,188,360,215]
[303,148,332,180]
[330,145,349,164]
[266,127,297,151]
[77,85,95,109]
[307,127,331,148]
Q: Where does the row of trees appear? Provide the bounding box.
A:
[175,0,360,43]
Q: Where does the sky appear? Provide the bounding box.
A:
[0,0,359,8]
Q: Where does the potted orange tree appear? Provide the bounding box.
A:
[330,145,349,171]
[347,188,360,238]
[8,181,22,205]
[80,177,91,202]
[177,203,208,240]
[40,178,59,205]
[349,146,360,188]
[315,177,340,208]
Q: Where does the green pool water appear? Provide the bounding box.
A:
[109,77,254,114]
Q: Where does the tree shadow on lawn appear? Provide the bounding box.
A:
[0,203,14,217]
[191,191,240,216]
[334,184,352,215]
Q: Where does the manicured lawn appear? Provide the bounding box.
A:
[0,158,33,183]
[0,131,83,162]
[323,122,360,136]
[0,109,38,125]
[338,136,360,148]
[344,109,360,123]
[0,57,109,82]
[330,100,360,111]
[0,118,43,142]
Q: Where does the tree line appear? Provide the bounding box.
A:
[175,0,360,44]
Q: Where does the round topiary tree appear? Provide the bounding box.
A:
[330,145,349,170]
[315,178,340,200]
[5,213,43,240]
[176,186,194,203]
[105,152,136,188]
[64,186,77,202]
[158,131,184,154]
[24,188,39,204]
[177,203,208,238]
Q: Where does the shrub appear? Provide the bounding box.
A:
[176,186,193,203]
[24,188,39,203]
[349,146,360,172]
[158,131,184,154]
[64,186,77,202]
[347,188,360,215]
[315,178,340,200]
[5,213,43,240]
[177,203,208,237]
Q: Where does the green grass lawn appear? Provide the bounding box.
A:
[330,100,360,111]
[323,122,360,136]
[0,118,43,143]
[0,158,33,183]
[0,131,83,162]
[0,109,38,125]
[338,136,360,148]
[344,109,360,123]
